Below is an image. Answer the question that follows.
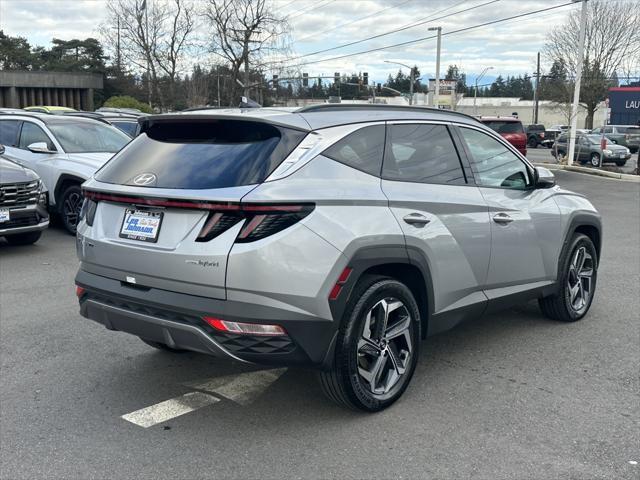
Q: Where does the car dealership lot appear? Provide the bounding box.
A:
[1,172,638,479]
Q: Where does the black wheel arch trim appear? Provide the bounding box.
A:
[563,212,603,262]
[54,174,87,210]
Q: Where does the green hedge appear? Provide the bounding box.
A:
[102,95,152,113]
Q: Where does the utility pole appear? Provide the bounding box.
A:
[567,0,588,166]
[428,26,442,108]
[384,60,416,105]
[116,16,121,72]
[474,66,493,116]
[534,51,540,124]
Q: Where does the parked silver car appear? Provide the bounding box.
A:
[75,105,601,411]
[552,133,632,166]
[0,113,130,233]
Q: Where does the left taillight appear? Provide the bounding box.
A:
[197,203,314,243]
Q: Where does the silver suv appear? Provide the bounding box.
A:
[75,105,601,412]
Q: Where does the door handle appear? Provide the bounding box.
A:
[492,212,514,224]
[403,213,431,226]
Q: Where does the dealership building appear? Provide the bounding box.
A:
[0,71,103,111]
[608,87,640,125]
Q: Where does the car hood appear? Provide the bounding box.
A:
[603,142,629,152]
[0,157,40,184]
[65,152,116,169]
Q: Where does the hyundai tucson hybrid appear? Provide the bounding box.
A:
[75,105,601,412]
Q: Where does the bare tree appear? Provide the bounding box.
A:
[202,0,289,104]
[102,0,196,110]
[545,0,640,128]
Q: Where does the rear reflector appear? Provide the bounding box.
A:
[76,286,86,298]
[329,267,352,301]
[202,316,287,336]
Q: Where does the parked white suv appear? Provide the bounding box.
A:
[0,113,130,233]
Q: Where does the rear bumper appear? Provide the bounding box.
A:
[76,269,338,367]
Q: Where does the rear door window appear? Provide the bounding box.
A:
[322,125,385,176]
[0,120,20,147]
[96,119,306,189]
[383,124,466,185]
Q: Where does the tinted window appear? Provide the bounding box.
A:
[322,125,384,176]
[603,127,613,134]
[19,122,55,150]
[96,120,305,189]
[383,124,465,185]
[460,128,531,189]
[111,121,137,137]
[48,121,130,153]
[482,121,524,134]
[619,127,640,134]
[0,120,20,147]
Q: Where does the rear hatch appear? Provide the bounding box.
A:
[481,119,527,153]
[78,116,307,299]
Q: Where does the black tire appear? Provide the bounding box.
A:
[615,160,627,167]
[318,275,420,412]
[5,231,42,246]
[539,233,598,322]
[140,338,188,353]
[59,184,83,235]
[527,137,538,148]
[590,153,601,167]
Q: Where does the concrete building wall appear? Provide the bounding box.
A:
[0,71,103,110]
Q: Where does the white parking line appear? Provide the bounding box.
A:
[190,368,287,406]
[121,392,220,428]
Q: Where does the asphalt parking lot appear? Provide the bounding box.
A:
[1,171,638,479]
[527,146,639,175]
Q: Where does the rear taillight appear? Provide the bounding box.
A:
[539,132,545,138]
[197,203,314,243]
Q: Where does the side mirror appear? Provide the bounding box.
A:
[0,144,5,155]
[534,166,555,189]
[27,142,56,154]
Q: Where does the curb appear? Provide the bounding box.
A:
[533,162,640,183]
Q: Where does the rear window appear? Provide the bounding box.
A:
[482,121,524,134]
[111,121,138,137]
[95,119,305,189]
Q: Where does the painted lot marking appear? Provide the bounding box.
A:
[121,369,287,428]
[121,392,220,428]
[191,368,287,406]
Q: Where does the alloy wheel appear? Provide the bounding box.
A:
[64,191,83,230]
[356,297,413,396]
[590,153,600,167]
[567,246,594,314]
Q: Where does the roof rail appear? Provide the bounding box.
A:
[296,103,479,121]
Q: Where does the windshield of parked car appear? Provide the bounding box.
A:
[619,127,640,134]
[482,121,524,134]
[48,121,131,153]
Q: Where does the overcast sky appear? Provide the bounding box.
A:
[0,0,631,84]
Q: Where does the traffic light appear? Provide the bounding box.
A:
[334,72,340,84]
[376,83,382,94]
[363,72,369,85]
[272,74,279,88]
[302,73,308,87]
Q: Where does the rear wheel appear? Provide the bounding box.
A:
[59,184,83,235]
[5,231,42,245]
[528,137,538,148]
[539,233,597,322]
[140,338,188,353]
[615,160,627,167]
[318,275,420,412]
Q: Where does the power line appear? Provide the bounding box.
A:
[280,1,576,69]
[287,0,338,21]
[282,0,494,63]
[294,0,416,44]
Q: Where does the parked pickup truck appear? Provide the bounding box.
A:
[526,124,546,148]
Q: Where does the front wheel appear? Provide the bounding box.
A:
[539,233,598,322]
[59,184,83,235]
[318,276,420,412]
[590,153,601,167]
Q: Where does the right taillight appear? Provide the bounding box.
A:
[196,203,314,243]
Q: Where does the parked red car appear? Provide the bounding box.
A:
[480,117,527,156]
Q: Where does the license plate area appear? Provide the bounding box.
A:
[119,209,163,243]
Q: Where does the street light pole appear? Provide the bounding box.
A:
[384,60,417,105]
[428,26,442,108]
[474,66,493,117]
[567,0,588,166]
